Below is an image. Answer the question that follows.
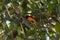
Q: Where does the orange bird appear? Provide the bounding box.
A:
[26,15,36,23]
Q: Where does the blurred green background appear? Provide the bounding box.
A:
[0,0,60,40]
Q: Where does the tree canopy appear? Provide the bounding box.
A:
[0,0,60,40]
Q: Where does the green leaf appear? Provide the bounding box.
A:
[27,28,35,36]
[17,36,23,40]
[0,2,3,6]
[9,22,14,30]
[55,24,60,33]
[47,4,55,15]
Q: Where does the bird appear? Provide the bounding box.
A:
[25,14,36,23]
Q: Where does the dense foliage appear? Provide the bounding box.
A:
[0,0,60,40]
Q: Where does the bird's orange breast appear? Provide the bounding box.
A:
[27,17,36,22]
